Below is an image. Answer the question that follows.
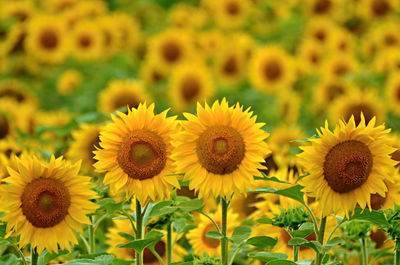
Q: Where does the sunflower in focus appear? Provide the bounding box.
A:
[250,46,296,94]
[106,219,186,264]
[94,103,180,204]
[98,79,151,113]
[147,29,193,73]
[172,99,270,199]
[69,19,104,61]
[187,209,239,257]
[329,88,385,126]
[68,123,102,173]
[25,15,68,64]
[169,61,214,112]
[298,115,395,216]
[0,154,98,253]
[57,69,83,95]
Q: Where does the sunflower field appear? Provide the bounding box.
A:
[2,0,400,265]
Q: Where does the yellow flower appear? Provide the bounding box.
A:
[172,99,270,199]
[304,18,339,46]
[69,19,104,61]
[213,0,250,29]
[139,59,166,87]
[67,123,102,173]
[372,48,400,74]
[0,23,26,57]
[112,13,141,52]
[1,0,36,23]
[329,88,385,126]
[358,0,398,20]
[296,39,326,74]
[0,98,33,140]
[276,89,301,124]
[250,46,296,94]
[187,209,239,257]
[98,79,152,113]
[57,69,83,95]
[214,47,247,87]
[196,30,227,58]
[94,103,180,204]
[168,3,207,31]
[298,116,395,216]
[314,77,352,108]
[268,124,306,161]
[385,72,400,116]
[106,219,186,264]
[0,78,37,107]
[322,54,359,78]
[0,154,98,253]
[25,15,68,64]
[95,15,122,56]
[169,61,214,112]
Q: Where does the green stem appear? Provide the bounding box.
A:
[294,245,299,262]
[150,248,166,265]
[167,222,173,264]
[200,212,221,233]
[88,215,95,254]
[10,243,27,265]
[395,239,400,265]
[136,199,144,265]
[31,248,38,265]
[303,203,319,236]
[360,238,368,265]
[315,216,327,265]
[221,197,229,265]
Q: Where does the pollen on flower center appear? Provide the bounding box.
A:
[117,129,167,180]
[196,125,245,175]
[323,140,373,193]
[21,178,71,228]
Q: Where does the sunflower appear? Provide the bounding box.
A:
[314,77,352,108]
[305,18,338,46]
[25,15,68,64]
[169,61,214,112]
[359,0,398,20]
[56,69,83,95]
[0,140,23,180]
[329,88,385,126]
[94,103,180,204]
[0,154,98,253]
[372,48,400,74]
[187,209,239,257]
[33,109,72,141]
[0,78,37,106]
[214,48,247,87]
[0,98,32,140]
[1,0,36,23]
[276,89,301,124]
[304,0,342,18]
[370,227,393,251]
[388,134,400,168]
[42,0,79,13]
[98,79,151,113]
[249,46,296,94]
[385,72,400,116]
[112,13,140,52]
[213,0,250,29]
[298,115,395,216]
[322,54,358,78]
[196,30,227,58]
[296,39,326,74]
[168,3,207,31]
[172,99,270,199]
[371,21,400,50]
[368,176,400,211]
[67,123,102,173]
[0,23,26,57]
[328,29,355,55]
[147,29,193,73]
[96,15,121,56]
[69,19,104,61]
[139,59,166,87]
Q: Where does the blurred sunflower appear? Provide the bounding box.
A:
[106,219,186,264]
[370,227,393,251]
[214,48,247,87]
[96,15,121,56]
[169,61,214,112]
[147,29,193,73]
[140,59,166,87]
[172,99,270,199]
[69,19,104,61]
[276,89,301,124]
[250,46,296,93]
[371,21,400,50]
[389,134,400,168]
[296,39,325,74]
[1,0,36,23]
[0,78,37,106]
[359,0,398,20]
[385,72,400,116]
[328,29,354,55]
[0,98,32,140]
[169,3,207,31]
[329,88,385,125]
[187,209,239,257]
[314,77,351,108]
[0,140,23,180]
[113,13,140,52]
[98,79,151,113]
[305,0,341,18]
[56,69,83,95]
[0,155,98,253]
[94,103,180,204]
[67,123,102,173]
[298,115,395,216]
[322,54,358,78]
[213,0,250,29]
[197,30,226,58]
[0,23,26,56]
[305,18,338,46]
[372,48,400,74]
[42,0,79,13]
[25,15,68,64]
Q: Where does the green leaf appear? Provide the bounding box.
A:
[172,218,187,234]
[290,223,314,238]
[230,226,252,244]
[288,238,322,253]
[177,199,204,212]
[257,217,273,224]
[117,231,163,253]
[267,260,297,265]
[349,208,389,228]
[38,249,69,265]
[0,239,10,247]
[253,185,305,204]
[248,252,288,262]
[254,172,290,184]
[63,255,115,265]
[118,232,135,241]
[170,262,194,265]
[205,231,223,240]
[291,135,317,143]
[0,254,18,265]
[295,259,313,265]
[246,236,278,249]
[97,198,124,214]
[323,237,345,251]
[144,201,173,223]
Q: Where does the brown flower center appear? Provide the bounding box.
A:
[396,86,400,102]
[313,0,332,14]
[333,63,349,76]
[40,28,58,50]
[196,125,245,175]
[117,129,167,180]
[263,59,282,81]
[345,104,375,125]
[162,41,181,63]
[202,223,221,248]
[310,52,320,65]
[181,75,201,102]
[326,84,344,101]
[0,87,26,102]
[21,178,71,228]
[0,115,10,139]
[370,193,386,210]
[226,1,240,15]
[242,192,262,216]
[143,241,166,264]
[385,34,397,46]
[390,149,400,168]
[370,229,387,249]
[177,186,197,199]
[223,56,238,76]
[78,34,92,48]
[372,0,390,17]
[314,29,326,42]
[89,133,100,164]
[323,140,372,193]
[260,154,278,175]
